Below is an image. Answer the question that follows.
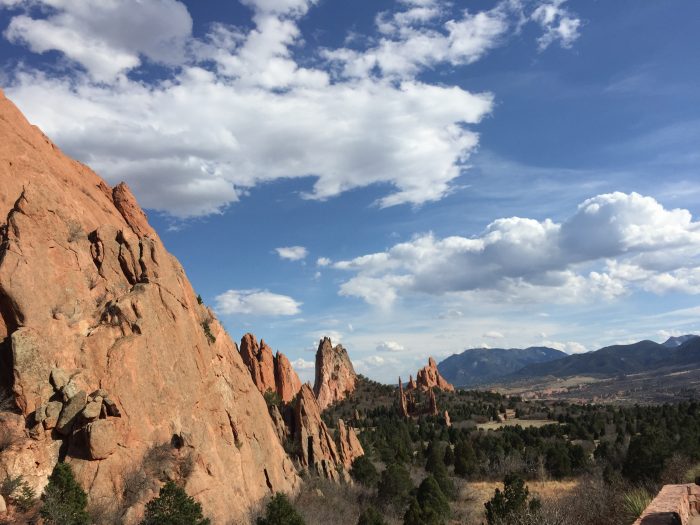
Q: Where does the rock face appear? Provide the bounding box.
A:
[313,337,357,410]
[0,90,299,523]
[413,357,455,392]
[292,385,345,481]
[239,334,302,403]
[336,419,364,470]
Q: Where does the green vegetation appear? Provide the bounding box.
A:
[357,506,386,525]
[201,321,216,344]
[40,463,90,525]
[377,463,412,508]
[140,481,210,525]
[350,455,380,487]
[485,474,540,525]
[257,493,305,525]
[318,376,700,524]
[621,488,653,523]
[264,388,283,408]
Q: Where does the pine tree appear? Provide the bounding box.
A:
[40,463,90,525]
[357,506,387,525]
[257,493,305,525]
[140,481,210,525]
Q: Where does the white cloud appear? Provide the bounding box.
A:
[376,341,405,352]
[0,0,582,218]
[215,289,301,316]
[3,0,192,82]
[542,340,587,354]
[291,358,315,370]
[316,257,332,267]
[483,331,505,339]
[276,246,308,261]
[332,193,700,307]
[531,0,581,51]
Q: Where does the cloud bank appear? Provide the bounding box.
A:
[1,0,581,217]
[332,193,700,308]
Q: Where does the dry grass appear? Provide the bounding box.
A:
[450,479,579,524]
[476,418,556,431]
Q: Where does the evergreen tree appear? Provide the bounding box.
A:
[350,455,380,487]
[141,481,210,525]
[378,463,413,508]
[485,474,539,525]
[257,493,305,525]
[357,506,387,525]
[40,463,90,525]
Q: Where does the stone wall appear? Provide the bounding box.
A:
[633,484,700,525]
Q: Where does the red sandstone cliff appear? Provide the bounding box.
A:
[0,90,299,523]
[313,337,357,410]
[239,333,302,403]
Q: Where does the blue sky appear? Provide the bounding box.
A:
[1,0,699,382]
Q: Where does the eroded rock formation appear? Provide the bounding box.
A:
[336,419,364,470]
[313,337,357,410]
[292,385,346,481]
[0,90,299,524]
[239,334,302,403]
[413,357,455,392]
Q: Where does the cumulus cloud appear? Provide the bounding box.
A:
[332,193,700,308]
[291,358,315,370]
[542,340,587,354]
[276,246,308,261]
[376,341,405,352]
[531,0,581,50]
[215,289,301,315]
[0,0,582,218]
[3,0,192,82]
[316,257,332,267]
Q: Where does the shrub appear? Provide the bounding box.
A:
[40,463,90,525]
[201,321,216,344]
[264,389,283,409]
[350,456,379,487]
[140,481,210,525]
[197,294,203,305]
[256,493,305,525]
[377,463,413,508]
[485,474,540,525]
[621,488,652,523]
[357,506,387,525]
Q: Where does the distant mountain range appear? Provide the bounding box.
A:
[437,346,567,387]
[438,335,700,387]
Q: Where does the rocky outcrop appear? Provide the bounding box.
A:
[239,334,302,403]
[292,385,345,481]
[398,376,442,419]
[313,337,357,410]
[413,357,455,392]
[336,419,364,470]
[275,352,302,403]
[0,90,299,524]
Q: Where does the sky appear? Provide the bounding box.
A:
[1,0,699,383]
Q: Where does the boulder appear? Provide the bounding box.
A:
[313,337,357,410]
[50,368,70,391]
[84,420,116,460]
[43,401,63,430]
[0,494,5,514]
[82,401,102,421]
[56,391,87,436]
